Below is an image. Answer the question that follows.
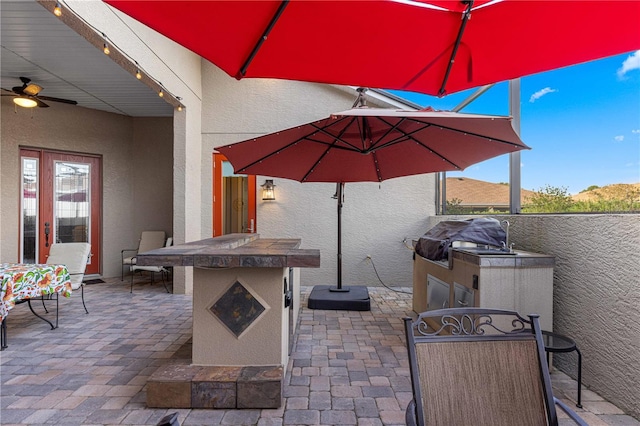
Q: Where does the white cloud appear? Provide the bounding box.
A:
[632,129,640,134]
[617,50,640,79]
[614,135,625,142]
[529,87,557,103]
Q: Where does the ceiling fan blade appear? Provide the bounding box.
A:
[37,95,77,105]
[23,83,43,96]
[35,98,50,108]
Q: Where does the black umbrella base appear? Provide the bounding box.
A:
[307,285,371,311]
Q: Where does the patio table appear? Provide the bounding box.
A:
[0,263,72,349]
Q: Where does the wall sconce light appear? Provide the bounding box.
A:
[261,180,276,201]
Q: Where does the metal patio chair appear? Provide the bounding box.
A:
[121,231,166,281]
[46,242,92,314]
[130,237,173,293]
[403,307,587,426]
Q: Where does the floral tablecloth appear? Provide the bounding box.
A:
[0,263,72,321]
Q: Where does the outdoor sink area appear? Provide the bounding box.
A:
[453,246,517,255]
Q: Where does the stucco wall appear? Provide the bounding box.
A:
[69,0,203,293]
[201,63,436,288]
[426,214,640,419]
[1,97,173,279]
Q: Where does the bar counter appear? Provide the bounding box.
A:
[136,234,320,409]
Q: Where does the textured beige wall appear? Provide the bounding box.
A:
[68,0,204,293]
[425,214,640,419]
[0,97,172,278]
[192,267,289,366]
[201,63,436,289]
[130,118,173,239]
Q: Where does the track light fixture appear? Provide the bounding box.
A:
[55,3,184,108]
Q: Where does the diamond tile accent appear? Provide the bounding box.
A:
[209,281,266,337]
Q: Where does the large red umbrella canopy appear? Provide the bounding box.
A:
[216,108,529,183]
[104,0,639,96]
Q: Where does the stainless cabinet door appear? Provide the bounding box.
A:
[427,275,450,311]
[453,282,475,308]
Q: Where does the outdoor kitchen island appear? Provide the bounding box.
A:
[135,234,320,409]
[413,247,555,331]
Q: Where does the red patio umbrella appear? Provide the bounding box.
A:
[217,105,529,310]
[104,0,639,96]
[217,107,528,182]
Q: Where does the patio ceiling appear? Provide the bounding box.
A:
[1,1,174,117]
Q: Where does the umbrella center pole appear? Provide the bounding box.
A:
[331,182,349,292]
[438,0,473,97]
[307,183,370,310]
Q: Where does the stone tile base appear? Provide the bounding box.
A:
[147,363,283,409]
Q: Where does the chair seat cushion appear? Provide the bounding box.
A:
[131,265,165,273]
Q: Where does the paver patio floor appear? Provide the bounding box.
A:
[1,276,637,425]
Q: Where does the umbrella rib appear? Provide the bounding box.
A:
[372,116,524,150]
[362,116,526,170]
[308,116,364,152]
[364,118,434,152]
[301,120,355,182]
[406,118,526,148]
[304,137,364,152]
[371,151,383,182]
[438,0,474,96]
[357,116,372,151]
[366,116,406,151]
[238,1,290,78]
[232,115,360,173]
[234,134,315,173]
[364,123,465,169]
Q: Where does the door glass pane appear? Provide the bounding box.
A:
[21,158,38,263]
[223,176,248,233]
[222,161,249,234]
[54,162,90,246]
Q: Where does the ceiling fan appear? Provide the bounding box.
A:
[1,76,78,108]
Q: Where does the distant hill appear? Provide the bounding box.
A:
[572,183,640,202]
[445,177,536,210]
[446,179,640,212]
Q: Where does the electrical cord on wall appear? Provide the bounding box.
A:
[367,256,412,294]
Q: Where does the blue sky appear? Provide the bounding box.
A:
[390,51,640,195]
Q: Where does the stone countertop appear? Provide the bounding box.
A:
[451,248,555,268]
[136,233,320,269]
